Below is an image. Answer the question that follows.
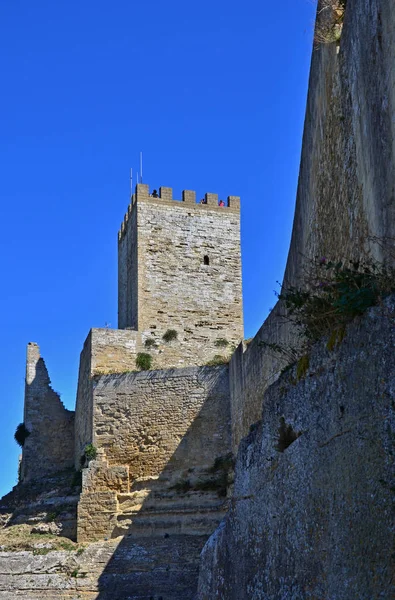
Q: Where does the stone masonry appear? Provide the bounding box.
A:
[21,343,75,482]
[118,184,243,368]
[77,365,231,542]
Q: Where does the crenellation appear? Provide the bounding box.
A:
[136,182,149,200]
[182,189,196,204]
[205,192,218,206]
[159,186,173,201]
[227,195,240,209]
[117,180,243,366]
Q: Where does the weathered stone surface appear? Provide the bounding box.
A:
[0,534,209,599]
[118,184,243,368]
[77,365,231,542]
[229,0,395,452]
[197,299,395,599]
[21,344,75,483]
[1,470,80,542]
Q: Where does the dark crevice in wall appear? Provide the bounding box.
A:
[275,417,302,452]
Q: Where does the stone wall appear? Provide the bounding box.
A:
[117,184,243,367]
[74,335,94,468]
[77,365,231,541]
[229,0,395,451]
[197,297,395,599]
[21,343,75,482]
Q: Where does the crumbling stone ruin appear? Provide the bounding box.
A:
[1,0,395,598]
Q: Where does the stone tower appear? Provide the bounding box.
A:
[118,183,243,364]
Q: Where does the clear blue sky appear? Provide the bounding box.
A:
[0,0,316,496]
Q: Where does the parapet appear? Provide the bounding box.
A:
[118,183,240,240]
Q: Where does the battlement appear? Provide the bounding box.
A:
[118,183,240,240]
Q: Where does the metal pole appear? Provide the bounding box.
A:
[130,168,133,196]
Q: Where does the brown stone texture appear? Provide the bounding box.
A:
[76,365,231,542]
[118,183,243,367]
[21,343,75,482]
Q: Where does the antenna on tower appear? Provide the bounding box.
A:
[140,151,143,183]
[130,168,133,196]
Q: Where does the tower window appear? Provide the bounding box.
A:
[204,255,210,265]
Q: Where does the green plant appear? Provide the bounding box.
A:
[59,541,75,551]
[136,352,153,370]
[47,512,57,522]
[70,568,79,578]
[162,329,178,343]
[84,444,97,462]
[144,337,157,349]
[260,256,395,375]
[14,423,30,447]
[205,355,229,367]
[33,547,52,556]
[214,338,229,348]
[279,258,394,343]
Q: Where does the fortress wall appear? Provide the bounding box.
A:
[229,0,395,450]
[117,184,243,368]
[74,333,93,467]
[90,328,140,375]
[118,201,138,330]
[21,343,75,482]
[77,365,231,541]
[198,297,395,600]
[91,365,231,480]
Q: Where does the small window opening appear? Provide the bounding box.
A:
[204,255,210,265]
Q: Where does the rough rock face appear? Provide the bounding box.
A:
[197,299,395,599]
[0,534,206,599]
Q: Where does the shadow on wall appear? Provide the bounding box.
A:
[83,367,233,600]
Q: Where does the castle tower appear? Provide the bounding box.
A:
[118,184,243,364]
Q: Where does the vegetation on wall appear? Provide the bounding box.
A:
[84,444,97,462]
[162,329,178,342]
[136,352,153,370]
[205,355,229,367]
[214,338,229,348]
[261,256,395,370]
[14,423,30,447]
[144,337,157,349]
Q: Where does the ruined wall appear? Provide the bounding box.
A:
[229,0,395,450]
[198,298,395,600]
[117,184,243,367]
[21,343,75,482]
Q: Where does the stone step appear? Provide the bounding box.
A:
[114,506,225,537]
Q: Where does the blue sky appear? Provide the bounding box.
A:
[0,0,316,496]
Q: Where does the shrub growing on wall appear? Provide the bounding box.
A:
[14,423,30,447]
[136,352,153,370]
[144,337,157,349]
[84,444,97,462]
[162,329,178,343]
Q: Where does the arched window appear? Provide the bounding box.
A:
[204,255,209,265]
